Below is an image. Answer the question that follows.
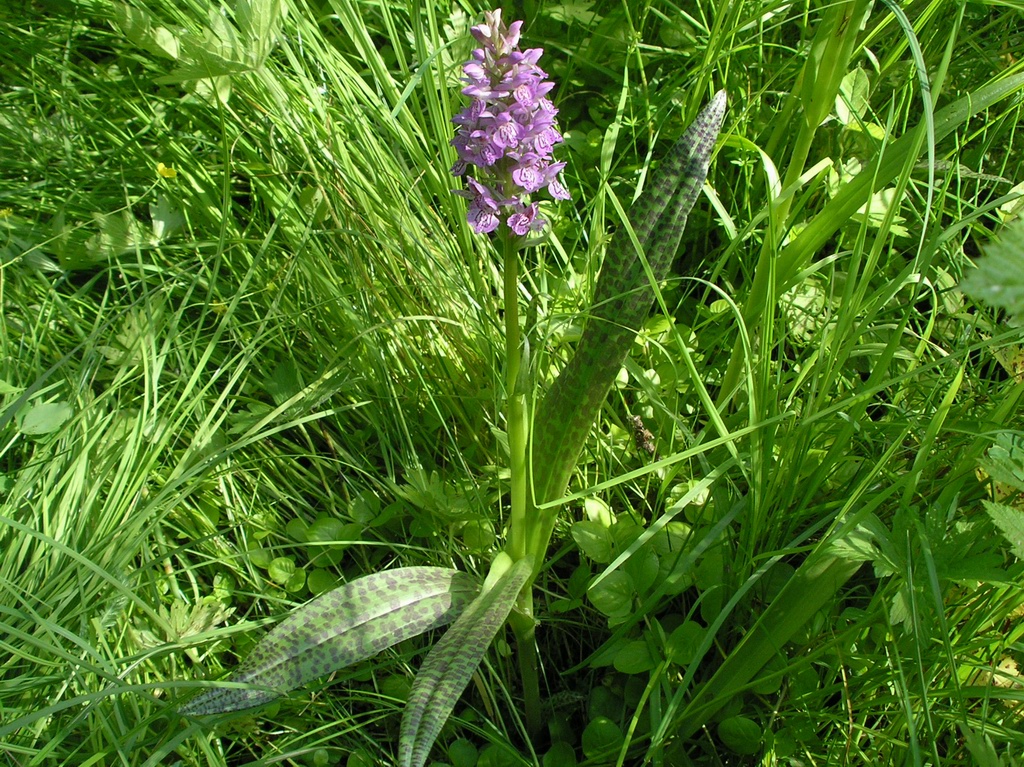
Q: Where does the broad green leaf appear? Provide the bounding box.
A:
[20,402,72,435]
[307,568,340,595]
[571,521,614,562]
[459,518,496,551]
[112,2,180,59]
[149,195,185,242]
[268,557,296,584]
[236,0,286,61]
[717,716,763,755]
[179,567,478,715]
[835,68,871,126]
[284,569,306,593]
[651,518,692,552]
[584,497,613,526]
[448,738,478,767]
[587,570,634,619]
[543,742,577,767]
[477,744,521,767]
[581,716,624,760]
[983,500,1024,560]
[960,217,1024,317]
[613,638,657,674]
[286,518,309,542]
[665,621,704,666]
[399,556,533,767]
[624,546,660,595]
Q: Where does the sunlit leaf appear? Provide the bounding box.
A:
[20,402,73,436]
[112,2,180,59]
[530,92,728,507]
[399,556,533,767]
[571,521,613,562]
[180,567,479,715]
[235,0,287,63]
[149,195,183,241]
[835,67,871,125]
[587,570,634,619]
[984,501,1024,561]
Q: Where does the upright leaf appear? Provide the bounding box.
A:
[180,567,479,715]
[670,544,863,740]
[531,92,728,506]
[398,556,534,767]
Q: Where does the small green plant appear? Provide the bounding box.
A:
[178,8,726,765]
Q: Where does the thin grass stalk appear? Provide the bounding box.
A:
[750,0,872,326]
[719,70,1024,408]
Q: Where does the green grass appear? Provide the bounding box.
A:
[2,0,1024,765]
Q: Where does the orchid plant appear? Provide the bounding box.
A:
[179,10,726,766]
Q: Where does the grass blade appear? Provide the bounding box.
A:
[774,70,1024,299]
[673,544,864,739]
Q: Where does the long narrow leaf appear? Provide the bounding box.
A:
[398,556,534,767]
[180,567,479,715]
[773,70,1024,298]
[531,92,727,506]
[674,548,863,738]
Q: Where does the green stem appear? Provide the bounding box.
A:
[500,231,544,738]
[718,0,868,408]
[503,233,529,563]
[510,590,541,737]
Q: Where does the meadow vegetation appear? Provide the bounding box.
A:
[2,0,1024,765]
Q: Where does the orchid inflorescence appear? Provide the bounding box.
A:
[450,9,570,235]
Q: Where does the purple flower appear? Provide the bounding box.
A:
[450,9,570,235]
[507,203,540,236]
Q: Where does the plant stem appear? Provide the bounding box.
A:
[503,233,529,563]
[510,591,542,737]
[500,232,544,738]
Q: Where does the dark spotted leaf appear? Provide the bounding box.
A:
[180,567,479,715]
[530,91,727,506]
[399,556,533,767]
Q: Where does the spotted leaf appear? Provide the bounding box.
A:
[180,567,479,715]
[399,556,533,767]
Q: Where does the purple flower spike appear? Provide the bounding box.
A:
[450,8,570,235]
